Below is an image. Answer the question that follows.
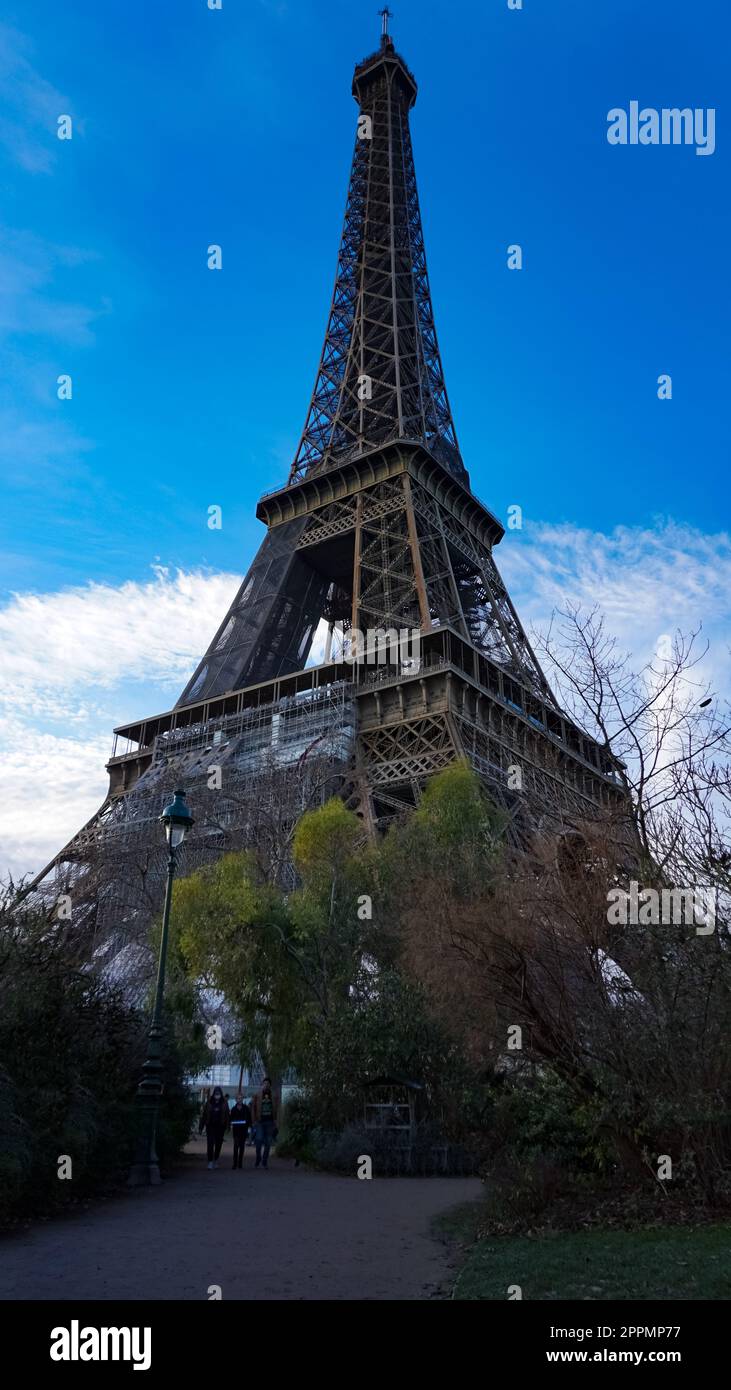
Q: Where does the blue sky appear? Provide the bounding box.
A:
[0,0,729,877]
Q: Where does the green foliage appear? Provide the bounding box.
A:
[412,759,501,850]
[274,1091,320,1162]
[169,803,381,1072]
[483,1068,604,1172]
[379,760,504,905]
[0,911,194,1224]
[292,796,361,883]
[298,968,463,1132]
[170,850,297,1069]
[173,850,286,998]
[164,767,505,1154]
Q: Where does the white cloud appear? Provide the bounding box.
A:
[0,567,239,881]
[0,566,239,710]
[0,716,110,883]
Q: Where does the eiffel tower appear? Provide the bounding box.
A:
[29,16,626,967]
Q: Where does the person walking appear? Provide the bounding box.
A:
[252,1079,277,1170]
[229,1095,252,1170]
[199,1086,230,1169]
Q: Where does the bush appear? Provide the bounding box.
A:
[480,1153,579,1228]
[0,909,194,1225]
[310,1122,478,1176]
[275,1092,319,1161]
[481,1067,608,1175]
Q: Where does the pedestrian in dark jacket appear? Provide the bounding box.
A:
[199,1087,230,1169]
[229,1097,252,1169]
[252,1080,277,1170]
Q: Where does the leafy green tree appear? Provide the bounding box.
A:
[169,799,379,1073]
[288,797,381,1020]
[297,968,468,1132]
[165,771,501,1137]
[379,759,505,907]
[170,850,295,1072]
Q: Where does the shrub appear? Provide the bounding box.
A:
[311,1122,477,1176]
[0,909,193,1224]
[481,1067,607,1174]
[275,1092,320,1162]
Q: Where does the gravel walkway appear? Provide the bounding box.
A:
[0,1137,481,1301]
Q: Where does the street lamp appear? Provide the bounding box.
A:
[128,788,194,1186]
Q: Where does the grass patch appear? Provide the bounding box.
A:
[444,1220,731,1300]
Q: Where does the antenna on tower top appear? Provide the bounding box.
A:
[378,6,393,44]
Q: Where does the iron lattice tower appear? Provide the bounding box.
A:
[28,21,628,974]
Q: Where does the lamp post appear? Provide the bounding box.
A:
[128,788,194,1187]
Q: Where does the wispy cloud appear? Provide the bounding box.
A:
[0,227,108,527]
[500,519,731,673]
[0,229,104,492]
[0,406,95,488]
[0,229,102,347]
[0,22,69,173]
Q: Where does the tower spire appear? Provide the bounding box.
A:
[289,23,468,489]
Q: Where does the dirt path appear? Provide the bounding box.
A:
[0,1138,481,1301]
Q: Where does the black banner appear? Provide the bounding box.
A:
[1,1299,720,1375]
